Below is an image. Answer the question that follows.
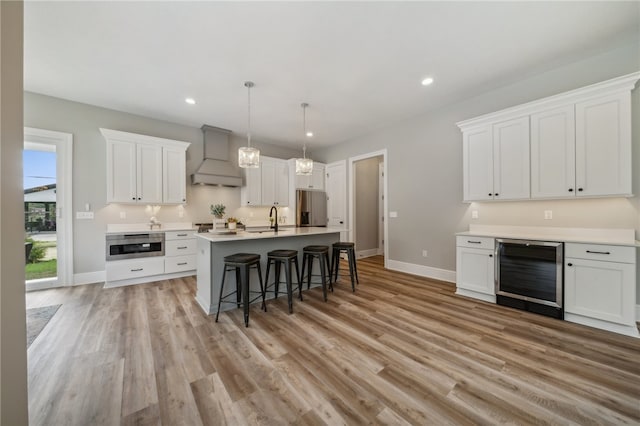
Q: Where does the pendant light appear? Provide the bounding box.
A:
[295,102,313,175]
[238,81,260,168]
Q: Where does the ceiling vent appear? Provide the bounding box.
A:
[191,125,243,187]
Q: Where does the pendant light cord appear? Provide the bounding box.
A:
[302,103,308,159]
[247,84,252,148]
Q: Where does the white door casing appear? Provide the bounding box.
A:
[326,160,347,241]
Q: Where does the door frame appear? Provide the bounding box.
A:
[24,127,73,290]
[348,149,388,267]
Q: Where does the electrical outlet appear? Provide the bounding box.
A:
[422,250,428,257]
[119,211,126,219]
[471,210,479,219]
[544,210,553,220]
[389,211,398,218]
[76,211,94,220]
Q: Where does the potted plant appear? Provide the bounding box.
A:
[210,204,226,230]
[227,217,238,230]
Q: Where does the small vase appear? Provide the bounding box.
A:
[228,222,236,230]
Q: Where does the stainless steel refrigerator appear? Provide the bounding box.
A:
[296,190,327,227]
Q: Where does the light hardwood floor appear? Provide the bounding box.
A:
[27,256,640,425]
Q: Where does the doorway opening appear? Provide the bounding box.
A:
[348,149,388,267]
[24,128,73,291]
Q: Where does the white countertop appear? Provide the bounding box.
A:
[195,226,346,242]
[106,222,196,234]
[457,225,640,247]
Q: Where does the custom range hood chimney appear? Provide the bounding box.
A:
[191,125,243,187]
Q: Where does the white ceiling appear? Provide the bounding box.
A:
[24,1,639,149]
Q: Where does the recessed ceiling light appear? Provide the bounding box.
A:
[306,131,313,137]
[185,98,196,105]
[421,77,434,86]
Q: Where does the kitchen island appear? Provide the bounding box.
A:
[195,227,344,315]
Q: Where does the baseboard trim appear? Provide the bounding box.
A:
[386,259,456,283]
[356,248,380,259]
[74,271,105,286]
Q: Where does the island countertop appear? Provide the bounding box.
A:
[195,226,347,242]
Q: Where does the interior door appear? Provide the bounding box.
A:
[325,160,347,239]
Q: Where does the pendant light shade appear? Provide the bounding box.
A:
[239,81,260,168]
[295,102,314,175]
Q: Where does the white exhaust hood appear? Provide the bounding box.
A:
[191,125,243,187]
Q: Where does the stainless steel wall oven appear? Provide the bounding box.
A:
[106,233,165,261]
[495,239,564,319]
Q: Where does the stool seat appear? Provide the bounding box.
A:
[268,249,298,258]
[224,253,260,264]
[304,245,329,253]
[333,242,355,249]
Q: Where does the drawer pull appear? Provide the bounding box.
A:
[177,262,188,266]
[177,246,188,249]
[177,233,188,237]
[467,240,482,244]
[567,263,573,267]
[131,268,143,272]
[586,250,610,255]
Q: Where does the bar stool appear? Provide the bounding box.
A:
[264,249,302,314]
[215,253,265,327]
[331,242,359,292]
[301,245,332,302]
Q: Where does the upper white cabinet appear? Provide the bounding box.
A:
[294,162,325,191]
[492,116,530,200]
[241,156,289,206]
[575,92,632,197]
[462,117,529,202]
[530,105,576,198]
[458,72,639,202]
[101,128,190,205]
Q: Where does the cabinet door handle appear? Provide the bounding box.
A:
[131,268,143,272]
[177,246,188,249]
[132,197,136,200]
[567,263,573,267]
[467,240,482,244]
[494,193,499,196]
[177,262,188,266]
[586,250,610,255]
[489,254,493,258]
[568,188,574,192]
[177,233,187,237]
[488,193,493,196]
[578,188,583,192]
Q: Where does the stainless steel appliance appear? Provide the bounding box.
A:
[495,238,563,319]
[106,233,164,261]
[296,190,327,227]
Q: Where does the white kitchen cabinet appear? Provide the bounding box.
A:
[242,157,290,206]
[261,157,289,206]
[164,230,197,274]
[455,236,495,303]
[106,257,165,282]
[458,72,639,202]
[530,105,576,199]
[575,92,632,197]
[462,117,529,202]
[564,243,636,336]
[462,126,493,201]
[101,128,190,205]
[163,147,187,204]
[241,166,262,206]
[294,162,326,191]
[492,117,530,200]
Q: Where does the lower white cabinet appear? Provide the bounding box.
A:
[105,230,196,286]
[455,236,495,303]
[564,243,637,336]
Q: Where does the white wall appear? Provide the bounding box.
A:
[0,1,29,423]
[316,40,640,297]
[24,92,299,279]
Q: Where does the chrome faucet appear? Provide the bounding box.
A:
[269,205,278,232]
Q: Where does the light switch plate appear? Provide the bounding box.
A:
[76,211,94,220]
[389,211,398,218]
[544,210,553,220]
[471,210,479,219]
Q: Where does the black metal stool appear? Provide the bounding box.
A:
[264,249,302,314]
[331,242,359,292]
[301,245,332,302]
[215,253,265,327]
